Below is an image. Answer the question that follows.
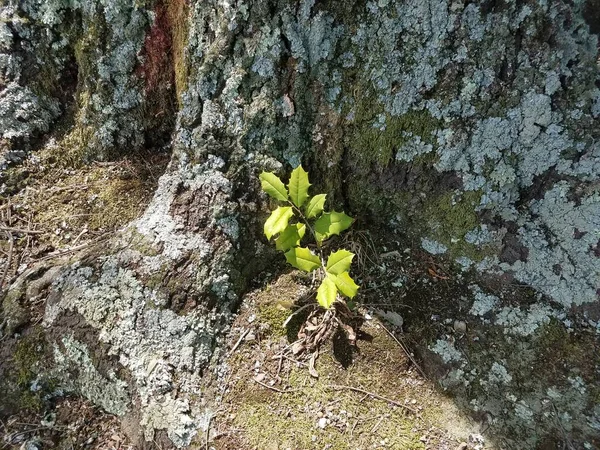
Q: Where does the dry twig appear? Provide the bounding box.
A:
[377,321,427,378]
[228,328,250,356]
[253,379,295,394]
[0,226,43,235]
[326,384,417,414]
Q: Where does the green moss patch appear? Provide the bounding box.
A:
[534,320,600,387]
[421,190,496,261]
[226,323,444,449]
[254,272,310,339]
[216,274,476,449]
[347,83,441,170]
[7,144,168,251]
[1,328,55,413]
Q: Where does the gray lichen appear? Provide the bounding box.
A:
[421,237,448,255]
[430,339,464,364]
[11,0,153,160]
[468,286,498,318]
[52,334,129,416]
[0,6,61,162]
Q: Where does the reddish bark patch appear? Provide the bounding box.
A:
[138,3,174,94]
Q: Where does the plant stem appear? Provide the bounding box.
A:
[288,201,326,272]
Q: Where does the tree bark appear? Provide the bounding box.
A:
[1,0,599,448]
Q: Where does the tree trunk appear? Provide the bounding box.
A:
[1,0,599,448]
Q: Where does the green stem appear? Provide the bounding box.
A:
[288,201,326,273]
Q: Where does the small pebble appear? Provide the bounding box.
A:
[454,320,467,334]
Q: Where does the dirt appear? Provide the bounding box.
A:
[0,397,136,450]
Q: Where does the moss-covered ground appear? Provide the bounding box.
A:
[210,270,482,449]
[1,140,169,257]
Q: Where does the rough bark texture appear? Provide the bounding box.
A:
[1,0,599,448]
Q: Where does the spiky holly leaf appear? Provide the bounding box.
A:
[259,172,288,201]
[314,211,354,243]
[284,247,321,272]
[325,249,355,275]
[275,223,306,251]
[264,206,294,240]
[288,165,311,208]
[305,194,326,219]
[329,271,359,298]
[317,276,337,309]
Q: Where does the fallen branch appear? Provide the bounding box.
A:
[270,353,307,367]
[326,384,417,414]
[34,235,110,262]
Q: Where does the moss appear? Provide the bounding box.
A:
[12,143,167,251]
[257,301,290,338]
[1,285,27,335]
[254,273,309,340]
[347,84,441,170]
[129,229,161,256]
[145,271,167,291]
[8,328,51,412]
[347,180,413,222]
[13,330,45,383]
[322,80,444,226]
[73,16,106,110]
[232,325,427,450]
[86,178,151,230]
[421,190,495,261]
[534,320,599,387]
[165,0,190,105]
[50,98,97,168]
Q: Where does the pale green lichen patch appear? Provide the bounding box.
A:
[52,334,130,417]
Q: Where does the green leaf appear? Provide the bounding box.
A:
[259,172,288,201]
[288,166,311,207]
[305,194,326,219]
[284,247,321,272]
[326,249,355,275]
[264,206,294,240]
[317,276,337,309]
[329,271,359,298]
[314,211,354,243]
[275,223,306,251]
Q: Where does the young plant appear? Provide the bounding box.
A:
[259,166,359,309]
